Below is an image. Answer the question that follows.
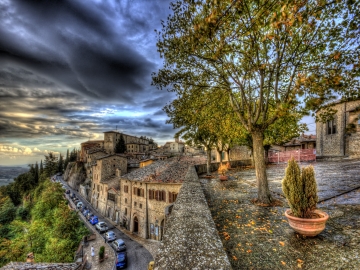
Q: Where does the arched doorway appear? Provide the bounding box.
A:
[133,216,139,234]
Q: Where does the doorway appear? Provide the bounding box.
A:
[133,216,139,233]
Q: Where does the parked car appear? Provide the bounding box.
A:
[95,222,108,233]
[82,209,89,216]
[86,212,94,220]
[76,202,83,209]
[115,252,127,269]
[65,190,70,194]
[105,231,116,242]
[89,215,99,225]
[112,239,126,252]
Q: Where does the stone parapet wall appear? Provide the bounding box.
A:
[194,160,252,175]
[154,166,232,270]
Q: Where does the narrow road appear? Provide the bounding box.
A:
[58,175,153,270]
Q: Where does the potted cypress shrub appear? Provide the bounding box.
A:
[218,163,228,181]
[98,246,105,262]
[282,158,329,237]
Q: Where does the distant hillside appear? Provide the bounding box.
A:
[0,166,29,186]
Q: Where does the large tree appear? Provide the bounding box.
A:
[153,0,360,204]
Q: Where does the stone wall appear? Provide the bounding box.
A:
[194,160,252,175]
[229,145,252,160]
[154,166,232,270]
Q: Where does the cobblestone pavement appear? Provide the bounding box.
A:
[200,159,360,270]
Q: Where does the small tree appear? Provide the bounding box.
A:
[282,159,318,218]
[98,246,105,261]
[115,134,126,154]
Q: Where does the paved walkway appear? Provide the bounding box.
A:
[200,159,360,270]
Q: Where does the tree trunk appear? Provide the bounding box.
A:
[206,149,212,175]
[252,130,273,204]
[217,148,223,164]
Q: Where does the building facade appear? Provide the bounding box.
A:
[316,99,360,158]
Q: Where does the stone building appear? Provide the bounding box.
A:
[88,157,203,241]
[119,157,202,240]
[275,134,317,152]
[80,140,104,162]
[90,154,127,212]
[316,99,360,158]
[163,137,185,154]
[104,131,156,154]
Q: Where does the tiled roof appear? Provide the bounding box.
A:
[121,156,206,183]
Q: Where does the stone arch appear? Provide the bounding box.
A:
[133,216,139,234]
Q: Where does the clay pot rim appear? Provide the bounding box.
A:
[285,209,329,222]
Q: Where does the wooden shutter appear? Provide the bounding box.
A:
[149,189,152,199]
[162,190,166,202]
[168,192,173,203]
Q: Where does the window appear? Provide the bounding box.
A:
[154,190,166,202]
[134,187,144,197]
[149,189,154,200]
[124,208,127,215]
[124,185,128,193]
[125,198,127,204]
[168,192,178,203]
[134,202,137,207]
[108,193,115,201]
[140,203,142,209]
[327,118,337,134]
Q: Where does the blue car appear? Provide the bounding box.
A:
[89,215,98,225]
[116,252,127,269]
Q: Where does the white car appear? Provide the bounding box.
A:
[95,222,108,233]
[105,231,116,242]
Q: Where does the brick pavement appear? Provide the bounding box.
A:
[200,159,360,269]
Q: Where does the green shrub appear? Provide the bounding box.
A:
[282,159,318,218]
[99,246,105,260]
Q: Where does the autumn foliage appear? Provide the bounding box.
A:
[282,159,318,218]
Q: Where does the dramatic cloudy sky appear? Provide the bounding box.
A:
[0,0,178,166]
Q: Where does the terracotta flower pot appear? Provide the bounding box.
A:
[219,175,228,181]
[284,209,329,237]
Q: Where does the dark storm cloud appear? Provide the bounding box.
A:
[0,0,177,165]
[0,0,169,102]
